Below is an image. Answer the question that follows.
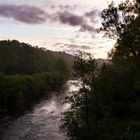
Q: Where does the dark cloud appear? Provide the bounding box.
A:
[57,11,84,26]
[50,5,78,11]
[64,46,89,54]
[80,24,96,32]
[53,43,64,46]
[0,4,99,35]
[59,5,77,10]
[53,42,92,53]
[52,42,99,54]
[56,11,96,33]
[85,9,97,18]
[66,44,91,50]
[85,9,100,23]
[0,4,47,24]
[61,43,91,50]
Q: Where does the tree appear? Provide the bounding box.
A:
[100,0,140,67]
[53,58,70,76]
[101,0,140,38]
[61,51,97,140]
[61,1,140,139]
[94,0,140,139]
[0,40,71,114]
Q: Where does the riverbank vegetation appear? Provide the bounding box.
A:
[61,0,140,139]
[0,40,70,115]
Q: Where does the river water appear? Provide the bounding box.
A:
[0,80,78,140]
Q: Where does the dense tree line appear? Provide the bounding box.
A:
[0,40,72,75]
[61,0,140,139]
[0,72,68,115]
[0,40,70,115]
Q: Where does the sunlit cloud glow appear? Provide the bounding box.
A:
[0,0,125,58]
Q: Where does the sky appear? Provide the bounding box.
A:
[0,0,125,58]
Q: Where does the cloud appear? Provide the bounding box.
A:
[56,11,84,26]
[85,9,97,18]
[79,24,96,32]
[53,43,92,52]
[53,42,64,46]
[0,4,47,24]
[66,44,91,50]
[55,11,97,33]
[50,5,77,11]
[0,4,98,35]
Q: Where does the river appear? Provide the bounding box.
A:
[0,80,78,140]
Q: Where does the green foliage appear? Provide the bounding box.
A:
[100,0,140,38]
[61,52,97,140]
[0,71,69,114]
[0,40,70,114]
[53,58,70,78]
[61,1,140,139]
[0,40,73,74]
[61,54,140,139]
[100,0,140,66]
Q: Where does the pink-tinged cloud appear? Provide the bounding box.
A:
[53,43,92,54]
[57,11,84,26]
[0,4,98,35]
[85,9,97,17]
[56,11,97,33]
[0,4,47,24]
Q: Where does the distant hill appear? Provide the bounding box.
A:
[0,40,74,75]
[0,40,71,115]
[0,40,110,75]
[45,50,74,72]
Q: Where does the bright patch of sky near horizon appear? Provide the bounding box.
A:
[0,0,125,58]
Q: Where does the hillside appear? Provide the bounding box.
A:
[0,40,74,75]
[45,50,74,72]
[0,40,71,114]
[0,40,110,75]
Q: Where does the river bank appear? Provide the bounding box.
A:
[0,80,77,140]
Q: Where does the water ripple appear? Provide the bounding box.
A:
[1,80,78,140]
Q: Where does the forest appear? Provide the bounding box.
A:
[0,40,70,115]
[1,0,140,139]
[61,0,140,139]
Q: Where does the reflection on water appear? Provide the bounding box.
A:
[0,80,78,140]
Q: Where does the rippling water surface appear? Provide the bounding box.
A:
[0,80,78,140]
